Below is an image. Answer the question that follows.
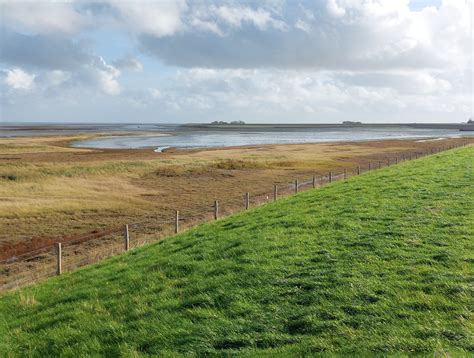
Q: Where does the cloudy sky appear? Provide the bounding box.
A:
[0,0,472,123]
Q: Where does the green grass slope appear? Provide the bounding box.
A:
[0,147,473,356]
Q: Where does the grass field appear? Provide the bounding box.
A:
[1,135,468,243]
[3,135,471,289]
[0,146,472,355]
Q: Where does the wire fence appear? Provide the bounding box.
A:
[0,141,471,292]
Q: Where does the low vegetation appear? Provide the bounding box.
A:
[1,134,437,241]
[0,146,472,355]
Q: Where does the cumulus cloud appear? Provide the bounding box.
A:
[3,68,35,90]
[108,0,187,36]
[0,0,187,37]
[138,0,470,71]
[0,29,123,96]
[93,58,122,95]
[294,19,311,33]
[338,71,453,95]
[2,1,469,72]
[0,1,87,34]
[0,0,471,122]
[138,64,469,123]
[158,69,386,115]
[326,0,346,18]
[0,32,92,71]
[208,4,286,30]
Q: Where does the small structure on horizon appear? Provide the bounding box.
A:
[342,121,362,125]
[210,120,246,125]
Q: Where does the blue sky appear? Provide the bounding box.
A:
[0,0,471,123]
[408,0,442,10]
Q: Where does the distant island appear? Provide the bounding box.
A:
[184,122,474,132]
[342,121,362,125]
[209,120,365,126]
[460,118,474,131]
[210,121,246,125]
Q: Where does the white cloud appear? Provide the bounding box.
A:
[109,0,187,37]
[97,71,121,95]
[295,19,311,33]
[1,2,86,34]
[1,0,188,37]
[209,5,285,30]
[148,88,161,99]
[0,27,123,96]
[4,68,35,90]
[190,17,223,36]
[0,0,471,123]
[3,1,469,72]
[326,0,346,18]
[1,59,122,97]
[339,70,454,94]
[138,0,470,74]
[150,65,469,122]
[90,57,121,95]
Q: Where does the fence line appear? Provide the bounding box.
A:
[0,141,471,291]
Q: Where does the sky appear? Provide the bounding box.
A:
[0,0,472,124]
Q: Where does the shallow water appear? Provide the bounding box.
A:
[0,123,177,138]
[73,126,466,151]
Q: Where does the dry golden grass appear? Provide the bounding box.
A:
[1,134,472,245]
[0,135,95,155]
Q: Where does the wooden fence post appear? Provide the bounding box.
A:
[343,168,347,180]
[124,224,130,251]
[245,192,250,210]
[357,166,360,175]
[312,175,316,188]
[378,160,382,169]
[395,157,398,164]
[295,179,299,193]
[56,242,62,276]
[214,200,219,219]
[175,211,179,234]
[329,172,332,183]
[368,163,371,171]
[273,185,278,201]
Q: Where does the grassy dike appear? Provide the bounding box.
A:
[0,147,472,355]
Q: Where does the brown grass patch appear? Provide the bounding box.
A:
[211,159,268,170]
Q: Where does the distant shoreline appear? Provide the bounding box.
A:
[2,123,473,141]
[2,122,473,130]
[183,122,474,132]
